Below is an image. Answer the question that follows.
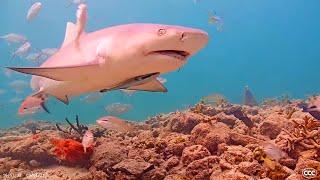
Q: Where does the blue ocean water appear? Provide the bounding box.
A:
[0,0,319,128]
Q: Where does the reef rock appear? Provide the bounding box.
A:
[221,145,254,165]
[166,112,201,134]
[259,120,282,139]
[237,160,262,176]
[91,138,128,171]
[186,156,219,179]
[191,122,230,154]
[181,145,211,165]
[112,158,154,177]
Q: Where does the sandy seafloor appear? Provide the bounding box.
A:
[0,97,319,180]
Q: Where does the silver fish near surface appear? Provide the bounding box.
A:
[81,93,103,103]
[9,80,29,94]
[12,42,32,58]
[27,2,42,21]
[0,33,27,44]
[105,103,133,115]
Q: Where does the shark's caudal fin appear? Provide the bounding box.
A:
[6,63,101,81]
[125,79,168,92]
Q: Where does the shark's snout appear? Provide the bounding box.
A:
[176,27,209,56]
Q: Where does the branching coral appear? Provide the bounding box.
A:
[56,115,106,139]
[56,115,88,137]
[284,107,297,120]
[281,116,320,151]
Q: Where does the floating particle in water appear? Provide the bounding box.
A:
[208,11,223,32]
[27,2,42,21]
[9,80,29,93]
[13,42,32,58]
[0,89,6,95]
[81,93,102,103]
[243,85,258,106]
[105,103,133,115]
[0,33,27,44]
[41,48,59,57]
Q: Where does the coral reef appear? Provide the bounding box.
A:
[0,98,320,179]
[50,138,93,165]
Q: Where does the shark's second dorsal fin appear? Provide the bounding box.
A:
[61,22,77,48]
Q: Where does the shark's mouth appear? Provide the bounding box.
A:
[152,50,190,60]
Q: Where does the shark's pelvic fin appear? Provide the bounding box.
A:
[7,63,101,81]
[54,95,69,105]
[100,72,167,93]
[61,22,77,48]
[125,78,168,92]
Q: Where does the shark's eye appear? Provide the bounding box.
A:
[158,28,166,36]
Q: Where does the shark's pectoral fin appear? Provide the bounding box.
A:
[125,79,168,92]
[7,63,101,81]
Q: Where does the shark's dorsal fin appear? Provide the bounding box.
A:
[61,22,77,48]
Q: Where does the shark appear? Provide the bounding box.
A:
[7,4,209,112]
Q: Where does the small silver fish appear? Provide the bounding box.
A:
[261,142,287,161]
[41,48,59,57]
[25,52,43,62]
[13,42,31,58]
[0,33,27,44]
[105,103,133,115]
[81,93,102,103]
[27,2,42,21]
[82,130,94,153]
[208,11,223,32]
